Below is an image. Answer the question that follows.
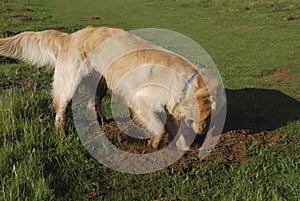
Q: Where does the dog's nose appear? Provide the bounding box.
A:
[193,121,206,135]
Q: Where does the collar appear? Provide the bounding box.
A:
[182,72,198,96]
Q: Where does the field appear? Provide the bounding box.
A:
[0,0,300,200]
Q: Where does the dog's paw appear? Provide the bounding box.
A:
[148,139,160,150]
[175,135,190,151]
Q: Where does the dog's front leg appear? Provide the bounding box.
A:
[164,114,189,151]
[129,104,166,150]
[175,135,189,151]
[148,130,167,149]
[93,75,108,125]
[53,98,68,132]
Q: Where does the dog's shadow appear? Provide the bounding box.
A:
[223,88,300,132]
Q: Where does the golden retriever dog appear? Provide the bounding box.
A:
[0,27,218,150]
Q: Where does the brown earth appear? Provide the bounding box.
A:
[263,70,292,79]
[8,15,40,22]
[0,80,48,91]
[85,17,105,21]
[19,8,34,12]
[51,27,66,31]
[89,119,299,171]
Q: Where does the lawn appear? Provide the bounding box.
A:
[0,0,299,200]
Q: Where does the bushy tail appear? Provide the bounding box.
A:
[0,30,69,67]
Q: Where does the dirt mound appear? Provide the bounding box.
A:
[92,120,298,168]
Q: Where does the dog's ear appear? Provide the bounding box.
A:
[194,74,219,112]
[170,102,182,120]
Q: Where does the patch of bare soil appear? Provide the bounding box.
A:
[51,27,66,31]
[263,70,292,79]
[0,80,48,91]
[200,129,295,165]
[85,17,105,21]
[96,119,299,170]
[19,8,34,12]
[8,15,40,22]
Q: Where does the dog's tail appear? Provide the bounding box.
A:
[0,30,69,67]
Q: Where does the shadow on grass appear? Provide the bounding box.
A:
[223,88,300,132]
[0,56,18,64]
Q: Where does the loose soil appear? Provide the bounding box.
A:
[86,119,299,172]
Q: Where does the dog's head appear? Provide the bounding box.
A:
[181,72,218,134]
[182,97,211,134]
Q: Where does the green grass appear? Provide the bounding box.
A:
[0,0,300,200]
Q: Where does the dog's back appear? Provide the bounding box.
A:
[0,27,125,67]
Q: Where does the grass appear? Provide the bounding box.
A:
[0,0,300,200]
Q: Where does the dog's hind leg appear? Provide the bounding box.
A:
[52,62,84,132]
[86,75,108,125]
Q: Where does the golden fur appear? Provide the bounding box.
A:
[0,27,217,150]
